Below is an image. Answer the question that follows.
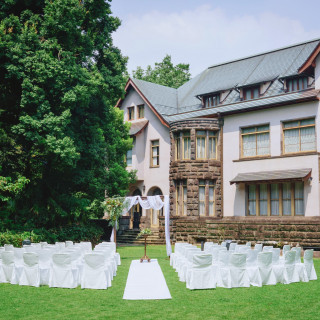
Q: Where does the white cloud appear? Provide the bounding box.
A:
[113,5,320,77]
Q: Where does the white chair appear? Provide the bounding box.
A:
[55,242,66,251]
[4,244,14,252]
[0,251,14,283]
[246,242,251,247]
[66,241,74,248]
[39,249,54,285]
[257,252,276,285]
[170,243,186,267]
[272,248,280,265]
[229,253,250,288]
[49,253,78,288]
[304,249,317,281]
[186,254,215,290]
[282,245,291,258]
[11,247,25,284]
[40,242,48,248]
[96,242,120,266]
[229,243,237,251]
[291,247,301,264]
[179,248,200,282]
[19,253,40,287]
[217,250,231,288]
[263,246,273,252]
[81,253,110,289]
[80,241,92,252]
[94,248,117,278]
[246,250,261,287]
[282,251,300,284]
[221,242,226,248]
[254,244,263,252]
[204,242,213,252]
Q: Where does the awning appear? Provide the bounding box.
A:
[230,168,312,185]
[129,119,149,136]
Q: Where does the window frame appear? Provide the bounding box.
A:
[137,104,144,119]
[126,149,133,167]
[240,124,270,158]
[282,118,316,155]
[198,180,216,216]
[243,86,260,101]
[196,130,218,160]
[246,182,304,216]
[203,94,220,108]
[127,107,135,121]
[175,180,187,216]
[174,131,191,160]
[286,76,308,93]
[150,139,160,168]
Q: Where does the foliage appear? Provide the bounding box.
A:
[137,228,153,238]
[101,197,128,230]
[0,0,133,227]
[0,245,319,320]
[132,55,191,89]
[0,223,103,247]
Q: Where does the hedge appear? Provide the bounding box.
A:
[0,223,104,247]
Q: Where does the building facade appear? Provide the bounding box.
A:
[117,38,320,246]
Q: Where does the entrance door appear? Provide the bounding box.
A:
[130,189,142,230]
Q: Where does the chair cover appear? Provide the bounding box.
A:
[179,248,200,282]
[282,251,300,284]
[11,248,25,284]
[204,242,213,252]
[94,248,117,277]
[4,244,14,252]
[80,242,92,252]
[291,247,301,264]
[66,241,74,248]
[263,246,274,252]
[272,248,280,265]
[257,252,276,285]
[229,243,237,251]
[40,242,48,248]
[39,249,53,285]
[81,253,110,289]
[0,251,14,283]
[55,242,66,250]
[221,242,226,247]
[186,254,215,290]
[246,250,261,287]
[217,250,231,288]
[282,245,291,257]
[49,253,78,288]
[254,244,263,252]
[19,253,40,287]
[229,253,250,288]
[246,242,251,247]
[304,249,317,281]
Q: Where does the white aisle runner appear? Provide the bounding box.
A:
[123,259,172,300]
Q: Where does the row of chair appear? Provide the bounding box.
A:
[170,242,317,290]
[0,241,120,289]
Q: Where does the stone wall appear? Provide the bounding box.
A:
[159,216,320,247]
[169,119,222,217]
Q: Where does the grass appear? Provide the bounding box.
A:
[0,245,320,320]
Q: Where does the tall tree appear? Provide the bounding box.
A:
[0,0,133,227]
[132,55,191,89]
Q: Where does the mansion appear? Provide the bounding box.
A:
[116,38,320,246]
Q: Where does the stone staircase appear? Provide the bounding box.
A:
[117,229,165,245]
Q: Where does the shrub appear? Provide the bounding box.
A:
[0,223,104,247]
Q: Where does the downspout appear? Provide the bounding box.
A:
[218,112,224,218]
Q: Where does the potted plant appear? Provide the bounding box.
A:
[137,228,153,262]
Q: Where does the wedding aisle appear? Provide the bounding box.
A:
[123,259,172,300]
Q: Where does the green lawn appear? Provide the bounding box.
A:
[0,245,319,320]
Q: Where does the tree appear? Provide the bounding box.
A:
[0,0,133,228]
[132,55,191,89]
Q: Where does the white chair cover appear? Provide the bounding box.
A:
[282,251,300,284]
[66,241,74,248]
[257,252,276,285]
[221,242,226,247]
[246,242,251,247]
[229,253,250,288]
[272,248,280,265]
[217,250,231,288]
[291,247,301,264]
[229,243,237,251]
[81,253,110,289]
[55,242,66,250]
[263,246,274,252]
[179,248,200,282]
[247,250,261,287]
[282,245,291,257]
[38,249,53,285]
[254,244,263,252]
[304,249,317,281]
[186,254,215,290]
[19,253,40,287]
[80,242,92,252]
[49,253,78,288]
[0,251,14,283]
[11,247,25,284]
[4,244,14,252]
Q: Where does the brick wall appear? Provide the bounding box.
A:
[159,216,320,247]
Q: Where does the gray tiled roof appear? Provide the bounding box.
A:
[230,168,312,184]
[130,38,320,122]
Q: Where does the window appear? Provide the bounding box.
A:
[286,77,308,92]
[283,118,316,154]
[246,182,304,216]
[128,107,134,121]
[204,94,220,108]
[198,180,215,216]
[138,104,144,118]
[241,125,270,158]
[243,86,260,101]
[126,149,132,166]
[150,140,159,167]
[175,131,191,160]
[176,180,187,216]
[196,130,218,160]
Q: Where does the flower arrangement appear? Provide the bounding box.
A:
[137,228,153,239]
[101,197,128,230]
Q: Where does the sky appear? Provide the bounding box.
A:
[111,0,320,77]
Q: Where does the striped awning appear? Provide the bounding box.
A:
[230,168,312,185]
[129,119,149,136]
